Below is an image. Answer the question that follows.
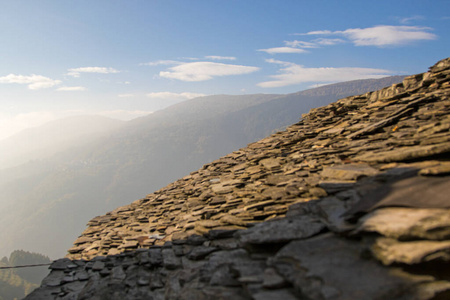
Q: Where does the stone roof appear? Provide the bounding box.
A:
[26,58,450,299]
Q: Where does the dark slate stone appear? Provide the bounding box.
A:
[287,197,357,233]
[252,289,298,300]
[50,258,73,270]
[162,248,182,270]
[186,234,208,245]
[148,248,163,266]
[270,233,429,299]
[206,229,239,239]
[209,264,241,287]
[237,215,325,245]
[318,180,356,194]
[262,268,288,289]
[186,246,218,260]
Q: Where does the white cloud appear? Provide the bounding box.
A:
[67,67,120,77]
[302,25,437,47]
[159,62,259,82]
[140,60,182,66]
[0,74,61,90]
[341,25,436,46]
[205,56,236,61]
[258,60,392,88]
[257,47,308,54]
[146,92,206,100]
[56,86,86,91]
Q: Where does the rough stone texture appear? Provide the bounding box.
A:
[26,58,450,299]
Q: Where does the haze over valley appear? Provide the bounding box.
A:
[0,76,405,258]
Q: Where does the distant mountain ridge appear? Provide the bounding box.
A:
[0,76,405,258]
[0,115,123,170]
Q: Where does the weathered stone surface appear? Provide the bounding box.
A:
[321,163,379,180]
[237,215,325,244]
[371,237,450,265]
[270,233,435,299]
[27,58,450,299]
[356,207,450,240]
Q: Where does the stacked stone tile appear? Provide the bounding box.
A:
[27,58,450,299]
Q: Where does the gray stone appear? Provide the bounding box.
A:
[50,258,73,270]
[252,289,298,300]
[238,215,325,244]
[91,260,105,271]
[162,248,182,269]
[270,233,427,299]
[262,267,287,289]
[148,248,163,266]
[186,246,218,260]
[209,264,241,287]
[318,180,356,193]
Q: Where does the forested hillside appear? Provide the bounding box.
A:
[0,250,50,300]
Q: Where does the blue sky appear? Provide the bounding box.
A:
[0,0,449,139]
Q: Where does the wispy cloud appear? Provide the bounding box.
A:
[0,74,61,90]
[140,60,183,66]
[258,59,392,88]
[264,58,296,67]
[301,25,436,47]
[284,40,318,48]
[205,56,237,61]
[284,38,345,48]
[67,67,120,77]
[56,86,86,91]
[159,62,259,82]
[257,47,308,54]
[146,92,206,100]
[398,15,425,24]
[313,38,346,46]
[259,37,345,55]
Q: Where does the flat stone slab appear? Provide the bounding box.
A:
[355,143,450,163]
[371,237,450,265]
[321,164,379,180]
[237,215,325,244]
[356,207,450,240]
[270,233,435,300]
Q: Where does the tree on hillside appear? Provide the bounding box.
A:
[8,250,51,284]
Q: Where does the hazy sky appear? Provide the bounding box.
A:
[0,0,449,139]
